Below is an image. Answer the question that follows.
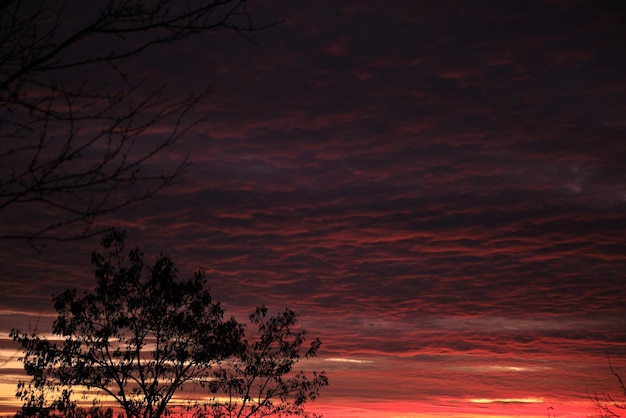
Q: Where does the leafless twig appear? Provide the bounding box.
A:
[1,0,276,244]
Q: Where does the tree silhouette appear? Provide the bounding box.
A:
[0,0,268,243]
[590,354,626,417]
[10,231,327,418]
[208,306,328,418]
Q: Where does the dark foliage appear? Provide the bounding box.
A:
[11,231,327,418]
[206,306,328,418]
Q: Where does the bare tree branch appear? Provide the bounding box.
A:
[589,352,626,417]
[1,0,273,243]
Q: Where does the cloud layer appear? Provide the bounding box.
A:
[1,1,625,416]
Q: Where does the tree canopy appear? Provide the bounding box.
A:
[11,231,328,418]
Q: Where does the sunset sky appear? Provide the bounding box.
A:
[1,1,626,417]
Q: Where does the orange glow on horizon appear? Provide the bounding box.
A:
[309,398,600,418]
[469,397,544,404]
